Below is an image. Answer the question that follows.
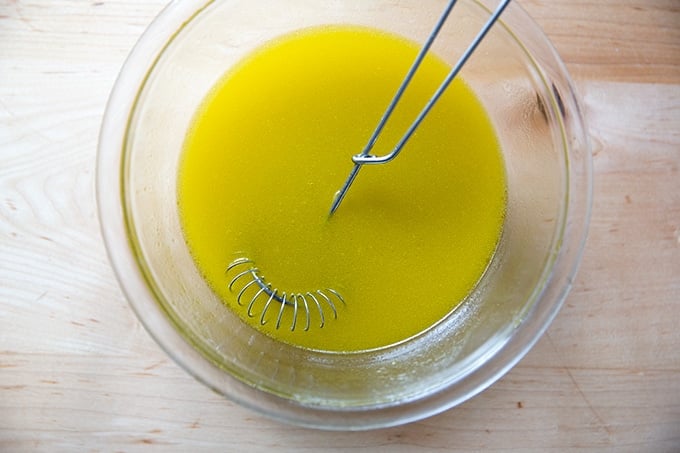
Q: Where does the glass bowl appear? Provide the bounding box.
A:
[97,0,592,430]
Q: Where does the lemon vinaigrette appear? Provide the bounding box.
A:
[178,26,506,352]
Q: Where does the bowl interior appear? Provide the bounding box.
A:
[100,0,591,429]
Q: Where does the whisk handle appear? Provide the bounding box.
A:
[352,0,512,166]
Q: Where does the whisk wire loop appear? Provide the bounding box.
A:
[226,258,344,331]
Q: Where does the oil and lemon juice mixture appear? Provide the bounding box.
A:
[178,26,506,352]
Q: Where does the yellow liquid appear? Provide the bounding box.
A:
[178,26,506,352]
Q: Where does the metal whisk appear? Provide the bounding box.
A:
[329,0,511,215]
[226,258,345,331]
[225,0,509,330]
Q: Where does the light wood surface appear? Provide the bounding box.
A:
[1,0,679,451]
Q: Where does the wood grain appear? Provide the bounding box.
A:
[522,0,680,84]
[1,0,679,451]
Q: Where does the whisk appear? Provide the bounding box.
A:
[226,257,345,331]
[329,0,511,215]
[226,0,510,330]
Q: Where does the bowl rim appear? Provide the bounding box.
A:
[96,0,593,430]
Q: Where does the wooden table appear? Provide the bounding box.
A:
[2,1,678,450]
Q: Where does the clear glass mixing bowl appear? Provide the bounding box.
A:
[97,0,592,430]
